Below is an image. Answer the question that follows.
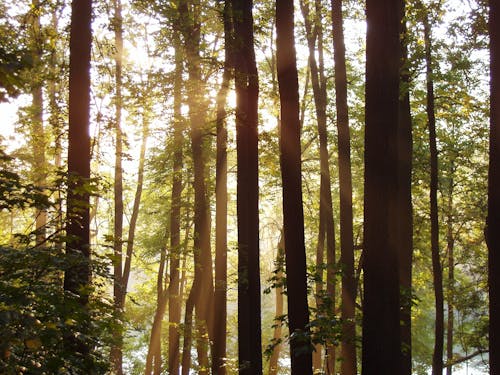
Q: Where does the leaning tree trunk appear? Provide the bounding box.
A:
[422,13,444,375]
[488,1,500,373]
[362,0,402,373]
[276,0,313,373]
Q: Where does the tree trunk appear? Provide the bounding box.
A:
[331,1,357,374]
[213,1,232,373]
[275,0,312,373]
[422,13,444,375]
[445,164,455,375]
[398,6,413,375]
[488,1,500,373]
[178,0,214,371]
[362,0,402,373]
[269,234,285,375]
[64,0,92,366]
[299,1,336,370]
[111,0,124,372]
[231,0,262,373]
[168,34,185,375]
[30,0,47,245]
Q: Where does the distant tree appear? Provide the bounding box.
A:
[276,0,312,373]
[362,0,402,373]
[488,0,500,373]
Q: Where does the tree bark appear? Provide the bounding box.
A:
[487,0,500,373]
[331,1,357,374]
[362,0,402,373]
[111,0,124,372]
[275,0,313,373]
[445,164,455,375]
[398,6,413,375]
[178,0,214,371]
[212,2,232,374]
[422,13,444,375]
[166,30,185,375]
[64,0,92,366]
[231,0,262,373]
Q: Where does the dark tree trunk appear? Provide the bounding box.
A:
[488,0,500,373]
[111,0,124,372]
[398,6,413,375]
[212,2,232,374]
[64,0,92,365]
[331,1,357,374]
[276,0,312,373]
[362,0,402,373]
[231,0,262,373]
[422,14,444,375]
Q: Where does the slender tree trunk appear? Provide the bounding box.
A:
[168,36,185,375]
[362,0,402,373]
[422,14,444,375]
[276,0,312,373]
[212,2,232,373]
[487,1,500,373]
[446,165,455,375]
[398,6,413,375]
[64,0,92,366]
[178,1,214,371]
[299,1,336,370]
[231,0,262,373]
[269,234,285,375]
[111,0,124,372]
[331,1,357,374]
[30,0,47,244]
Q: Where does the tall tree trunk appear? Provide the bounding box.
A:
[362,0,402,373]
[275,0,312,373]
[298,1,336,370]
[331,1,357,374]
[212,1,232,373]
[168,35,185,375]
[422,13,444,375]
[398,6,413,375]
[111,0,124,372]
[30,0,47,244]
[231,0,262,373]
[269,234,285,375]
[64,0,92,366]
[487,1,500,373]
[445,163,455,375]
[178,1,214,371]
